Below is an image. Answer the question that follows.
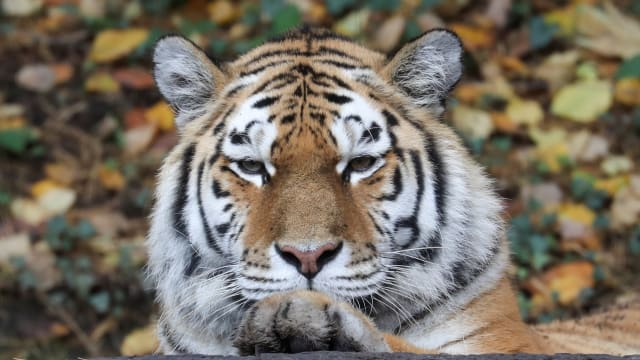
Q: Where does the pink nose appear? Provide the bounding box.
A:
[276,242,342,279]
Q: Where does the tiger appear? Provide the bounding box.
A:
[146,27,640,355]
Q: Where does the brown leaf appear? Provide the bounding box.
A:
[113,67,155,90]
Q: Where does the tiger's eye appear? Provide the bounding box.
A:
[238,160,264,174]
[348,156,376,172]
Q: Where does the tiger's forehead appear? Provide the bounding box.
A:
[220,65,392,169]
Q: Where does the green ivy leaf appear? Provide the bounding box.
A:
[367,0,401,11]
[0,128,34,154]
[326,0,357,15]
[615,54,640,79]
[271,4,301,34]
[529,16,558,50]
[90,291,111,314]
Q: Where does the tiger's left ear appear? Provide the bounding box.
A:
[153,35,226,129]
[384,29,463,115]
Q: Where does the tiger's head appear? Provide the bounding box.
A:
[148,28,506,348]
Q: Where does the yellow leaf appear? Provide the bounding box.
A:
[543,261,594,305]
[145,101,175,132]
[557,202,596,226]
[545,6,577,37]
[120,324,159,356]
[594,176,629,195]
[551,80,612,122]
[615,78,640,106]
[450,23,493,50]
[85,72,120,93]
[208,0,239,25]
[506,98,544,127]
[536,143,568,173]
[89,28,149,63]
[98,166,126,191]
[31,179,62,198]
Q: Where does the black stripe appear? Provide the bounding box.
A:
[377,166,402,201]
[323,92,352,104]
[240,60,291,77]
[382,110,399,126]
[317,46,360,61]
[197,162,225,256]
[424,131,446,226]
[281,113,296,124]
[173,144,196,239]
[252,96,280,109]
[251,73,298,95]
[212,179,230,197]
[184,249,201,276]
[315,59,359,69]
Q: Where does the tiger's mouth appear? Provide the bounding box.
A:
[235,242,386,302]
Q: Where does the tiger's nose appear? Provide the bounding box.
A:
[275,242,343,279]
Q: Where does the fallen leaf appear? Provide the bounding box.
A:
[10,198,49,225]
[85,71,120,93]
[120,324,159,356]
[601,155,633,176]
[51,63,74,84]
[2,0,42,17]
[491,112,519,134]
[594,176,629,196]
[16,64,56,93]
[610,175,640,229]
[506,98,544,127]
[451,105,494,140]
[543,261,595,305]
[551,80,612,122]
[0,104,25,120]
[557,202,596,226]
[44,162,77,186]
[144,101,174,132]
[373,16,405,52]
[25,242,62,290]
[0,232,30,264]
[98,166,125,191]
[89,28,149,63]
[124,108,148,129]
[534,51,580,92]
[31,179,62,198]
[37,187,76,216]
[113,67,154,90]
[333,8,370,37]
[521,182,564,209]
[615,54,640,79]
[450,23,493,50]
[207,0,238,25]
[79,0,106,18]
[614,78,640,106]
[575,2,640,59]
[124,123,156,156]
[567,130,609,163]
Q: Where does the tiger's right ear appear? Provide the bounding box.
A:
[153,35,225,129]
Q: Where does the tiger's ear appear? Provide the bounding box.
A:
[384,29,463,115]
[153,35,225,128]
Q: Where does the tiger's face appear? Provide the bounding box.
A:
[149,28,503,343]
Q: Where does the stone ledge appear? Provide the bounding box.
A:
[95,352,640,360]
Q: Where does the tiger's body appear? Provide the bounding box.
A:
[147,27,640,355]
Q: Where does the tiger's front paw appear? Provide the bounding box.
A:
[233,290,390,355]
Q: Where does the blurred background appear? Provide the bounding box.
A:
[1,0,639,358]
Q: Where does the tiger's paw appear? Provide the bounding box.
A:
[233,290,390,355]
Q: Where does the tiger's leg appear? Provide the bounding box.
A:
[233,290,437,355]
